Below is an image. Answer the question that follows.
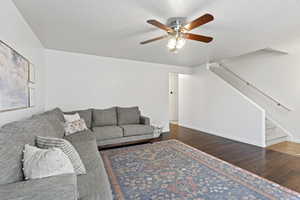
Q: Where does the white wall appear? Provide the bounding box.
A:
[45,49,191,131]
[178,65,266,147]
[0,1,45,127]
[222,45,300,142]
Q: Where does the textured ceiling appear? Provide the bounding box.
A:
[13,0,300,67]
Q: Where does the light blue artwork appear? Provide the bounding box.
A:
[0,41,29,112]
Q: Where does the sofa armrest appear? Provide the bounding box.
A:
[140,116,150,125]
[0,174,77,200]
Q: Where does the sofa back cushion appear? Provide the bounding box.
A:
[117,107,140,125]
[0,108,65,185]
[32,108,65,138]
[0,119,53,184]
[93,107,117,127]
[64,109,92,129]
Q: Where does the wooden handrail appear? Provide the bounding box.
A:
[216,63,292,112]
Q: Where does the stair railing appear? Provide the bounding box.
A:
[215,63,292,112]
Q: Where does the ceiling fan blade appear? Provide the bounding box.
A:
[147,20,173,32]
[184,14,214,31]
[184,33,213,43]
[140,35,168,45]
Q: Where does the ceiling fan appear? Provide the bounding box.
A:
[140,13,214,53]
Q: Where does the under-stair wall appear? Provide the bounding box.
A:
[209,62,291,146]
[211,47,300,142]
[178,65,266,147]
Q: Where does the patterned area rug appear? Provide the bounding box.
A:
[101,140,300,200]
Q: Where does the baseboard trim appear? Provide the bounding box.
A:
[291,138,300,144]
[177,123,265,148]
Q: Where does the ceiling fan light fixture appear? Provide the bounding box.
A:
[141,14,214,51]
[167,37,177,49]
[176,37,186,49]
[167,35,186,52]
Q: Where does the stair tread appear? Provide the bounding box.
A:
[266,132,288,140]
[266,136,288,146]
[266,129,286,135]
[267,135,288,141]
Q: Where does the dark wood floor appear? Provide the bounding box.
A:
[152,124,300,193]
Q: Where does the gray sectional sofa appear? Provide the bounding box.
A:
[0,107,155,200]
[66,106,155,147]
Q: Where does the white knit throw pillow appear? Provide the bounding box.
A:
[23,144,74,180]
[36,136,86,175]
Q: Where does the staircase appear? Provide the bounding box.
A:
[209,63,291,147]
[265,118,289,146]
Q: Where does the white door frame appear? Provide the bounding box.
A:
[169,73,179,122]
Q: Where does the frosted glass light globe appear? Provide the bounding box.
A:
[167,36,186,53]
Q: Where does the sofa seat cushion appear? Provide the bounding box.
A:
[77,165,112,200]
[121,125,154,137]
[117,106,140,125]
[64,109,92,129]
[64,131,99,171]
[64,134,112,200]
[0,174,78,200]
[93,126,123,141]
[64,129,96,144]
[93,107,117,127]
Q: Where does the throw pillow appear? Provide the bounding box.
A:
[64,119,88,135]
[64,113,80,123]
[36,136,86,175]
[23,144,74,180]
[64,109,92,129]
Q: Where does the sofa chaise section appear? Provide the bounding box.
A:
[0,108,113,200]
[0,106,154,200]
[64,130,112,200]
[0,174,77,200]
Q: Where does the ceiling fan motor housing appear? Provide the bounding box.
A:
[167,17,187,31]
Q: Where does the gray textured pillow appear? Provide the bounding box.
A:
[36,136,86,175]
[23,144,74,180]
[117,107,140,125]
[93,107,117,127]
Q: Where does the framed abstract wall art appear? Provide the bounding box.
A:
[28,63,36,108]
[29,63,35,83]
[29,83,35,108]
[0,40,30,112]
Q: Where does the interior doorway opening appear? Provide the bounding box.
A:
[169,73,179,124]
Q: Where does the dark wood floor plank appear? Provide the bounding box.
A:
[153,124,300,193]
